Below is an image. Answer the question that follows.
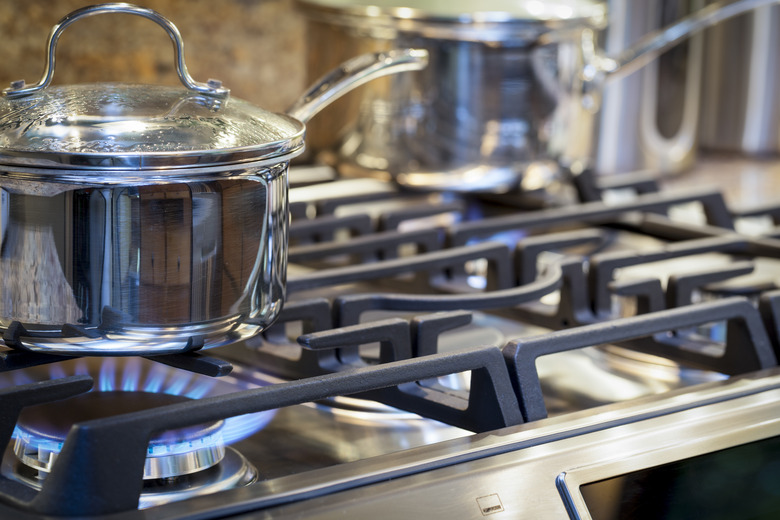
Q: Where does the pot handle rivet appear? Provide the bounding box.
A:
[2,3,229,99]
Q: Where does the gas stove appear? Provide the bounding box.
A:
[0,166,779,518]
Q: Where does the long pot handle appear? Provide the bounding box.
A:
[286,49,429,123]
[2,3,229,99]
[599,0,779,81]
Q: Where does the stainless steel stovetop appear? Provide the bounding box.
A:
[0,166,779,519]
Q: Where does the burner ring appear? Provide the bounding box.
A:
[14,391,226,479]
[4,445,257,509]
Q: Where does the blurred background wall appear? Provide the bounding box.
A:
[0,0,306,112]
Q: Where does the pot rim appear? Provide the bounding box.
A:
[296,0,607,43]
[0,150,304,188]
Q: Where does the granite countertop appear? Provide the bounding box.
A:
[0,0,307,112]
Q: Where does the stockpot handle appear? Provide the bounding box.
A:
[596,0,780,81]
[2,3,229,99]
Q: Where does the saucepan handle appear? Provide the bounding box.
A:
[594,0,780,82]
[286,49,429,123]
[2,3,229,99]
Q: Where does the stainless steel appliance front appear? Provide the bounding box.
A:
[160,370,780,519]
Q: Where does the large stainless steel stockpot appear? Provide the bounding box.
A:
[0,3,427,355]
[298,0,779,193]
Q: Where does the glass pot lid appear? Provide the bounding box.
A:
[0,4,305,172]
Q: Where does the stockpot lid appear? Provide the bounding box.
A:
[297,0,607,42]
[0,4,305,173]
[0,84,305,171]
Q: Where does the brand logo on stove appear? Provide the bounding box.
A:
[476,494,505,516]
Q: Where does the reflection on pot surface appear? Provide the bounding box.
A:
[299,0,600,194]
[299,0,780,193]
[0,3,427,356]
[0,164,288,355]
[330,38,564,193]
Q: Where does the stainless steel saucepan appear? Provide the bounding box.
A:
[0,3,427,355]
[298,0,779,193]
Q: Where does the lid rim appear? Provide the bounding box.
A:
[0,136,305,172]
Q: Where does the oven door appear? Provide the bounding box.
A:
[558,380,780,519]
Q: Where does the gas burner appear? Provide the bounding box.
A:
[0,357,277,445]
[5,445,256,510]
[6,389,259,509]
[14,391,225,479]
[0,357,277,508]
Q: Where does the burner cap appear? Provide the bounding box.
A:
[6,446,256,510]
[14,391,225,479]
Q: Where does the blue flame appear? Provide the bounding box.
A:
[183,378,215,399]
[5,357,276,453]
[143,364,167,393]
[121,357,142,391]
[222,411,275,445]
[73,359,90,377]
[91,358,277,445]
[10,370,34,386]
[99,358,116,392]
[165,371,192,396]
[48,363,67,380]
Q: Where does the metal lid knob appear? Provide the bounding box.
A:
[2,3,229,99]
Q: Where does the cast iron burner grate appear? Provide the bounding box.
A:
[0,339,233,378]
[0,169,780,517]
[0,295,779,516]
